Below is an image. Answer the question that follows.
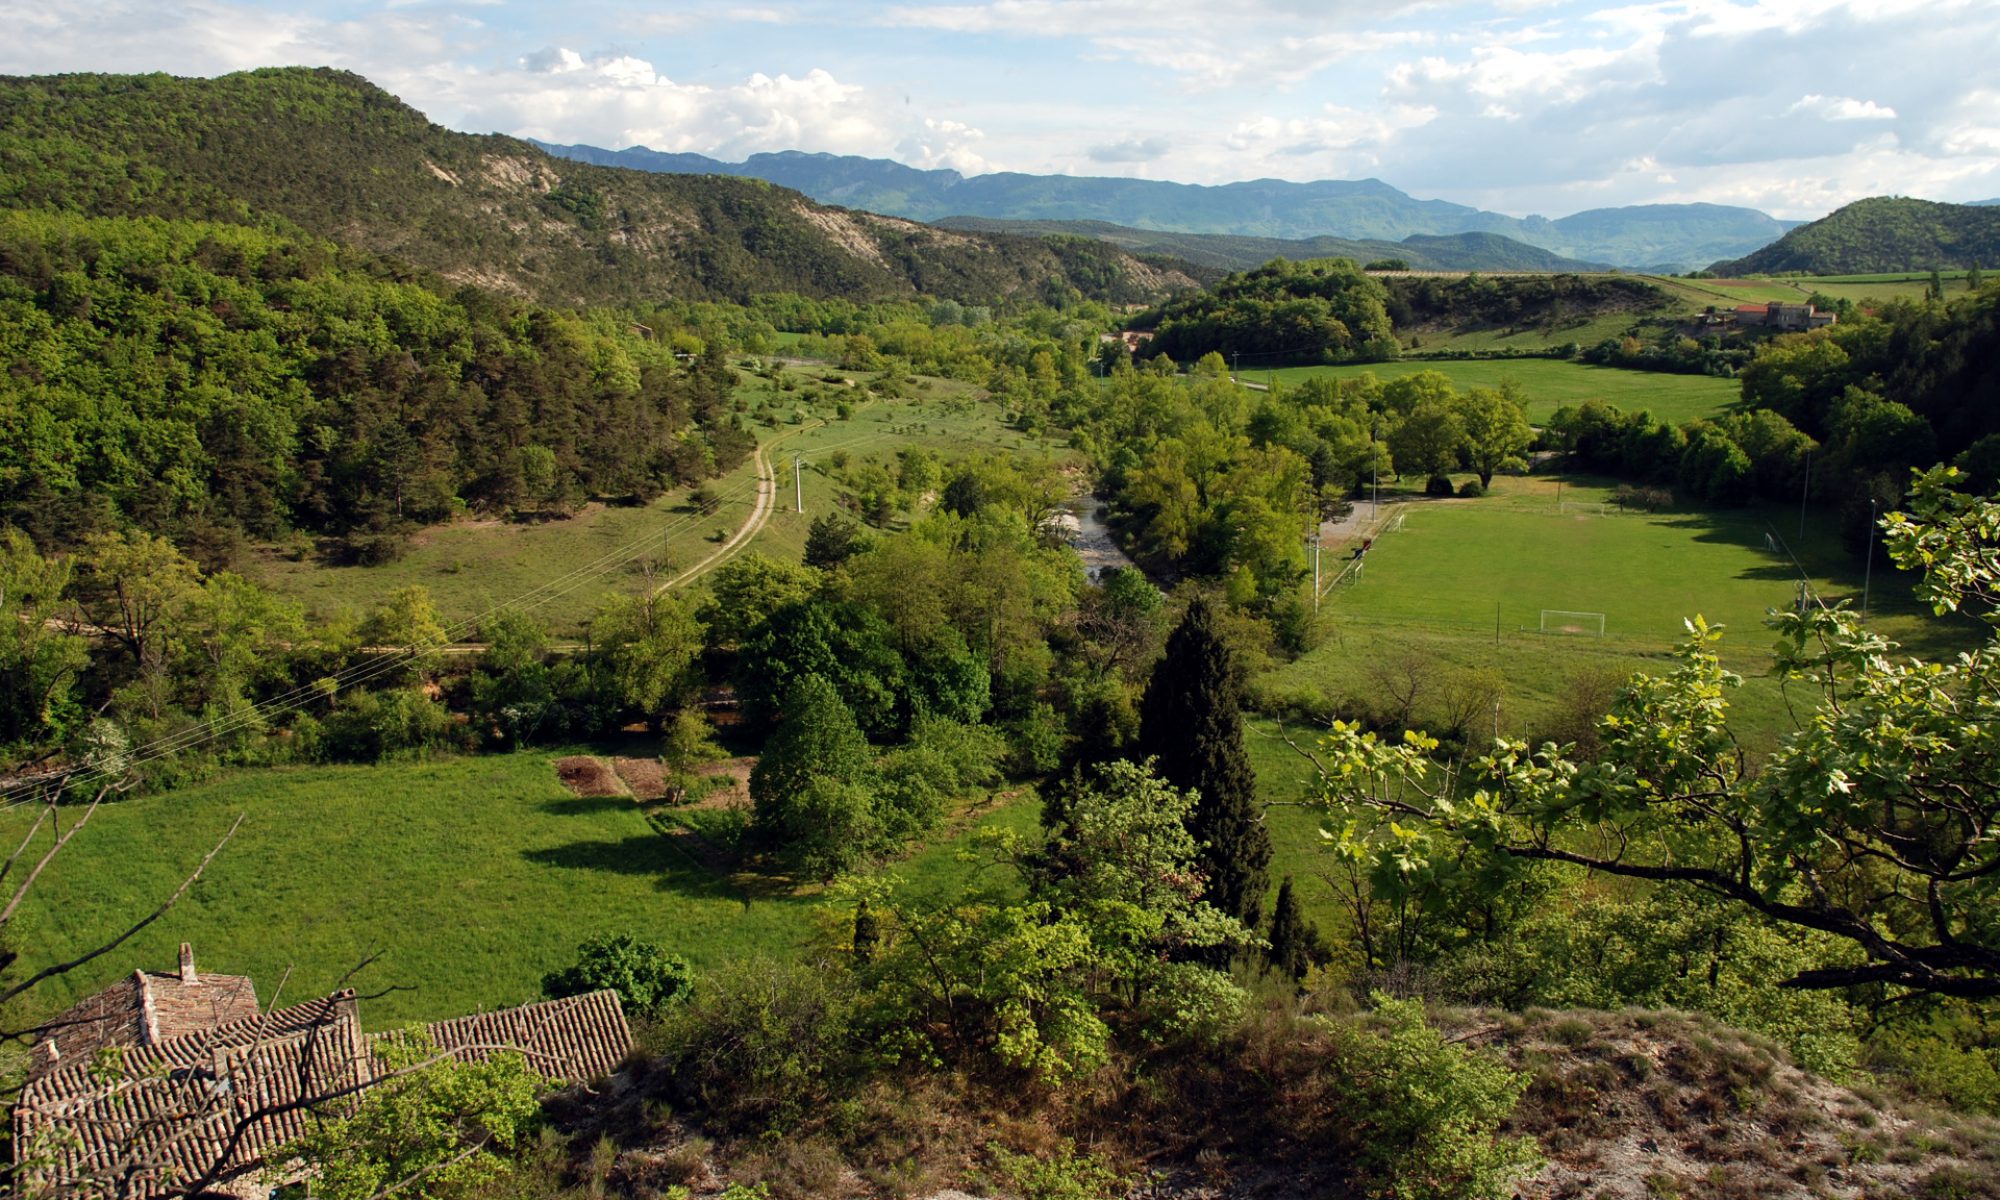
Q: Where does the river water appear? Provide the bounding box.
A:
[1054,498,1140,580]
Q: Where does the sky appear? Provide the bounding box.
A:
[4,0,1998,221]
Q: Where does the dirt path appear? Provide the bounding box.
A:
[654,421,816,596]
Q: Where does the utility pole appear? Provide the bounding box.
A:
[794,454,803,513]
[1312,537,1322,612]
[1862,496,1876,616]
[1799,450,1811,541]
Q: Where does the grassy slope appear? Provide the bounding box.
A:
[1251,359,1738,426]
[0,752,1038,1031]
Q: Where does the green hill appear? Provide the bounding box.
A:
[933,216,1604,272]
[0,69,1197,308]
[1710,196,2000,275]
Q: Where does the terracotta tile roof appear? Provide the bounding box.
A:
[377,990,632,1085]
[16,989,631,1198]
[14,991,368,1199]
[31,946,259,1079]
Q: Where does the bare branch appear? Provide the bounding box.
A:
[0,812,245,1008]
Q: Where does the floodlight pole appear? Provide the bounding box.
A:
[794,455,804,513]
[1862,497,1876,616]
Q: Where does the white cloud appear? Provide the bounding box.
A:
[1787,94,1897,122]
[896,117,994,173]
[1086,135,1171,164]
[464,51,889,159]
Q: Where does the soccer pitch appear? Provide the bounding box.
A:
[1275,476,1977,749]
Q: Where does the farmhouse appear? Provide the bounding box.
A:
[14,946,631,1199]
[1734,301,1836,329]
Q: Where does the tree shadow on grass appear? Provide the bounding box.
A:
[536,795,633,817]
[522,834,806,908]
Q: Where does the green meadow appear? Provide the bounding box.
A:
[0,752,1038,1031]
[1248,358,1738,426]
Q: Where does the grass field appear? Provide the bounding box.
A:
[239,365,1063,635]
[0,751,1038,1031]
[1645,271,1987,309]
[1270,473,1977,755]
[1247,359,1738,426]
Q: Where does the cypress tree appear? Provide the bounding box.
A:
[1136,595,1272,930]
[851,899,879,965]
[1265,876,1325,983]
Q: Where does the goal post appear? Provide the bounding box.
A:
[1539,610,1606,637]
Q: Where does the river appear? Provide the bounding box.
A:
[1054,498,1140,580]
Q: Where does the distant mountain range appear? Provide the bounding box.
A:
[0,69,1199,309]
[1710,197,2000,276]
[934,218,1606,274]
[535,142,1802,272]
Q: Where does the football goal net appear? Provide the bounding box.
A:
[1539,610,1606,637]
[1384,510,1406,533]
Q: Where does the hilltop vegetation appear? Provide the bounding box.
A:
[1712,197,2000,275]
[0,69,1196,308]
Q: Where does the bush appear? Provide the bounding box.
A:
[1425,475,1457,497]
[1456,479,1485,498]
[1321,994,1541,1200]
[318,687,468,763]
[986,1139,1128,1200]
[651,958,857,1133]
[542,934,694,1020]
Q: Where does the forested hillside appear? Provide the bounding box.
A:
[0,210,752,558]
[0,69,1196,308]
[1711,197,2000,275]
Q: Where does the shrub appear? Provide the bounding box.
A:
[986,1139,1128,1200]
[1321,994,1541,1200]
[1456,479,1485,498]
[1425,475,1457,498]
[651,958,858,1134]
[542,934,694,1021]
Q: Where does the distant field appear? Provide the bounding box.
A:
[240,366,1059,634]
[1250,359,1738,426]
[1268,474,1978,755]
[1645,271,1987,309]
[1392,311,1643,356]
[0,752,1038,1031]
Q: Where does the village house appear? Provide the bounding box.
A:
[1733,301,1837,330]
[14,946,631,1199]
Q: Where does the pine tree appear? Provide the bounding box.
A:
[1136,596,1272,930]
[1265,876,1326,983]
